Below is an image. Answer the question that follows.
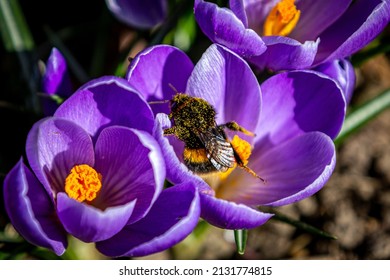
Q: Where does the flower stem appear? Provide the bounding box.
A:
[335,87,390,146]
[234,229,248,255]
[271,212,337,240]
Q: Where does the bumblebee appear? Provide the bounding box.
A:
[163,93,265,182]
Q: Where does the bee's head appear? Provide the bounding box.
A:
[170,93,191,113]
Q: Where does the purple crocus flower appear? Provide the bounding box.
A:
[40,48,73,116]
[105,0,168,29]
[195,0,390,71]
[3,76,200,257]
[126,44,346,229]
[314,59,356,104]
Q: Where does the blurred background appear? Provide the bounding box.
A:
[1,0,390,259]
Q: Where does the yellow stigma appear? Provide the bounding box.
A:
[64,164,102,202]
[263,0,301,36]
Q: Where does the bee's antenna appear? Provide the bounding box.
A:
[168,83,179,94]
[148,99,170,105]
[148,83,179,105]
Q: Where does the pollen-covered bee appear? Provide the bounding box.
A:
[163,92,265,182]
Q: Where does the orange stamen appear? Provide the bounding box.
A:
[263,0,301,36]
[64,164,102,202]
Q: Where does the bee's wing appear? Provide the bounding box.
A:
[198,129,235,172]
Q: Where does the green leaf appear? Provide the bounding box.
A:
[0,232,23,244]
[0,0,34,51]
[29,248,63,260]
[173,11,197,51]
[271,211,337,240]
[335,87,390,146]
[149,0,193,46]
[30,247,77,260]
[37,92,64,105]
[192,219,210,238]
[0,0,41,113]
[234,229,248,255]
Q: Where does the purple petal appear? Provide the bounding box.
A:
[126,45,194,115]
[26,118,95,198]
[41,48,73,116]
[241,0,279,35]
[194,0,266,57]
[219,132,335,206]
[229,0,248,27]
[54,76,154,142]
[200,192,273,229]
[96,182,200,257]
[3,159,67,255]
[314,0,390,64]
[105,0,167,29]
[187,44,261,134]
[255,70,345,154]
[247,36,319,71]
[153,114,213,193]
[56,192,136,243]
[93,126,165,224]
[42,48,72,97]
[290,0,352,42]
[314,59,356,104]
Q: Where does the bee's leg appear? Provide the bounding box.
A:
[241,165,266,183]
[233,145,266,183]
[163,127,176,136]
[218,121,255,137]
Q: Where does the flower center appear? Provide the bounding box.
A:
[64,164,102,202]
[263,0,301,36]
